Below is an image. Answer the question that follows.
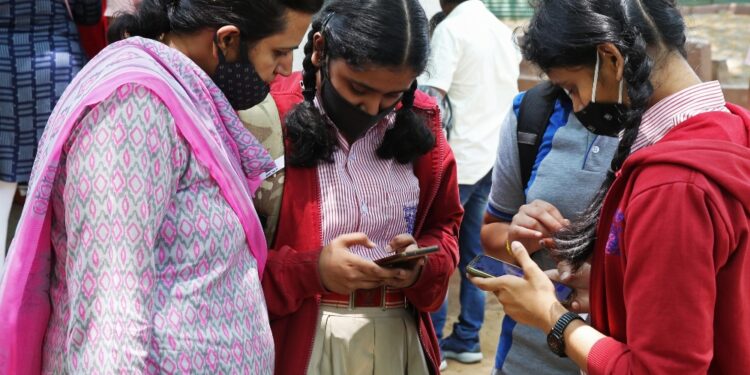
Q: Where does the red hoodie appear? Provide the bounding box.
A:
[587,104,750,374]
[262,73,462,374]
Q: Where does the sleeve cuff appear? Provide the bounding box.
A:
[293,248,327,296]
[587,337,628,375]
[487,205,514,222]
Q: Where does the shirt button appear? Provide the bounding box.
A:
[591,146,600,154]
[361,204,368,214]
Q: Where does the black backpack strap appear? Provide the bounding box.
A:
[516,81,564,189]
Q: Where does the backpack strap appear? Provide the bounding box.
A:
[516,81,564,189]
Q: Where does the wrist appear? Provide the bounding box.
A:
[544,301,569,333]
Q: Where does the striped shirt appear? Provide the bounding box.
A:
[632,81,728,153]
[315,100,420,261]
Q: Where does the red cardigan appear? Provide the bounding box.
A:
[262,73,462,375]
[587,104,750,374]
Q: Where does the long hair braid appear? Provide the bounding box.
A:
[552,6,656,269]
[285,17,338,167]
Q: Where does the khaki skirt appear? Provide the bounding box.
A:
[306,305,429,375]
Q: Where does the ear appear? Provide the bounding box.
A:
[310,32,325,68]
[597,43,625,82]
[215,25,242,60]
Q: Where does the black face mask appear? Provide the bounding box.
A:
[212,38,270,110]
[574,53,627,137]
[320,68,396,142]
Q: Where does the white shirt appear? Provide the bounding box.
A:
[420,0,521,185]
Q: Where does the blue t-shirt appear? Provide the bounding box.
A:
[487,92,618,374]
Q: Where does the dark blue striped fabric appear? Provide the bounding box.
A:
[0,0,86,182]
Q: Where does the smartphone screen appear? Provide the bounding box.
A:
[467,255,573,303]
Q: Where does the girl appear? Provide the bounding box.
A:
[262,1,463,374]
[473,0,750,373]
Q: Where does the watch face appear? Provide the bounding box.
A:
[547,332,564,356]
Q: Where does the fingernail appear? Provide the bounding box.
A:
[511,241,522,252]
[561,272,570,280]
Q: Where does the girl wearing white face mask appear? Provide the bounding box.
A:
[472,0,750,374]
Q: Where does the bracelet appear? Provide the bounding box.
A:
[505,239,513,256]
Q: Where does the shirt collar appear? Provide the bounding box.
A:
[631,80,727,153]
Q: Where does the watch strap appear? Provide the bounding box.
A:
[548,311,583,357]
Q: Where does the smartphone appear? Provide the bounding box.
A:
[467,254,574,303]
[375,245,439,267]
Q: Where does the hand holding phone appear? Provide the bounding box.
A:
[467,254,573,303]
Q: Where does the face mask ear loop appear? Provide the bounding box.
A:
[618,77,624,104]
[592,52,600,104]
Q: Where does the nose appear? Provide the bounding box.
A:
[274,55,293,77]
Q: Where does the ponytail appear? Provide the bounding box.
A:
[377,80,435,163]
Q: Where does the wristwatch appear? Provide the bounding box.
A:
[547,311,584,357]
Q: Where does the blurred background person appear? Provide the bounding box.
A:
[419,0,520,369]
[0,0,101,268]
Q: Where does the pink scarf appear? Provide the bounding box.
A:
[0,37,274,374]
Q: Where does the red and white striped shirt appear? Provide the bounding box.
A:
[315,100,420,261]
[632,81,728,153]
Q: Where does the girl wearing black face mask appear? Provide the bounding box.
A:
[470,1,750,374]
[260,1,462,374]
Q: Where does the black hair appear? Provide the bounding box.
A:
[440,0,468,5]
[520,0,687,269]
[108,0,323,44]
[279,0,325,14]
[429,11,447,37]
[285,0,435,167]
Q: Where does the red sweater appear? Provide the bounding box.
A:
[588,104,750,374]
[262,73,462,375]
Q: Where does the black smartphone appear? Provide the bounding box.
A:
[375,245,439,267]
[467,254,574,303]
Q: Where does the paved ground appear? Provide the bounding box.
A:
[441,271,504,375]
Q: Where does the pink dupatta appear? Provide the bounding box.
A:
[0,37,274,374]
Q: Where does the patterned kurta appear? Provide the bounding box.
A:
[0,0,86,182]
[41,83,274,373]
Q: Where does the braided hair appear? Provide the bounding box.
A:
[520,0,687,269]
[285,0,435,167]
[107,0,323,45]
